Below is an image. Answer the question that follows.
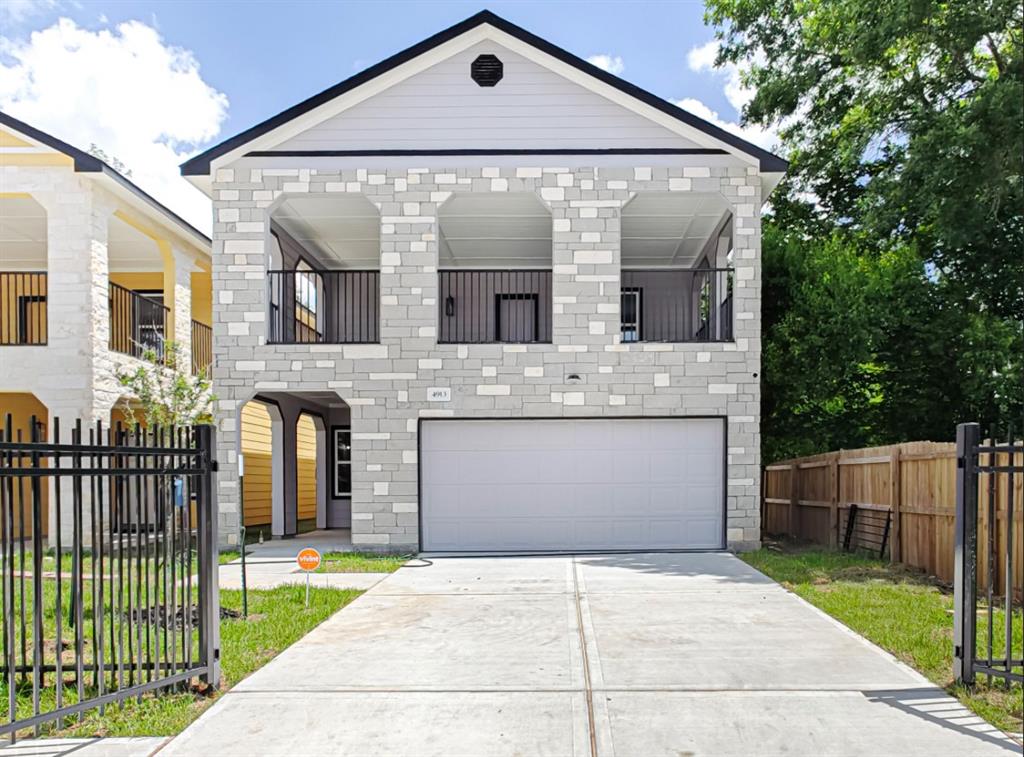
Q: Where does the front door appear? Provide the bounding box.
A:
[496,294,537,342]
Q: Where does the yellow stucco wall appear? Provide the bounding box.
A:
[190,271,212,326]
[240,401,273,527]
[0,128,73,167]
[108,272,164,292]
[296,414,318,522]
[0,393,49,537]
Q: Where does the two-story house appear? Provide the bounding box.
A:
[0,112,213,544]
[182,11,786,553]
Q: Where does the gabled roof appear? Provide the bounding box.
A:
[180,10,787,177]
[1,111,211,249]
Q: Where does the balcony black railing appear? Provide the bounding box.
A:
[621,268,733,343]
[267,269,379,344]
[192,319,213,376]
[0,271,47,346]
[109,282,168,360]
[438,269,553,344]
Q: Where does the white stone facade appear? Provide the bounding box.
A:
[0,163,208,545]
[210,164,762,551]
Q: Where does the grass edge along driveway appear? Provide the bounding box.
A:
[740,543,1022,735]
[9,585,360,739]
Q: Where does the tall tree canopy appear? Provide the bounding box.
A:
[704,0,1023,460]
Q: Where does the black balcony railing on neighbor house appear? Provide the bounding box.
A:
[191,320,212,376]
[109,283,169,361]
[620,268,733,343]
[438,270,553,344]
[0,272,47,346]
[267,270,379,345]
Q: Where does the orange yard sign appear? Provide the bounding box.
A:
[296,548,321,572]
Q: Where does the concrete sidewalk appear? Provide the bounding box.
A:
[162,553,1019,756]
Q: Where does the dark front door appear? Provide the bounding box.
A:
[496,294,537,342]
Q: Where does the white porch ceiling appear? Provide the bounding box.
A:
[0,195,46,268]
[438,193,551,268]
[108,215,162,272]
[0,196,162,271]
[621,193,731,268]
[272,196,380,268]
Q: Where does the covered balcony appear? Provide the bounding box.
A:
[266,196,380,345]
[0,196,48,346]
[620,193,734,343]
[437,193,552,344]
[0,194,212,363]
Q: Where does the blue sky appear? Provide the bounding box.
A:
[0,1,762,231]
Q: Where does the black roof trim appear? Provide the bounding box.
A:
[180,10,788,176]
[246,148,729,158]
[1,111,211,245]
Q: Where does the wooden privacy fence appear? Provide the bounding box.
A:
[763,441,1023,594]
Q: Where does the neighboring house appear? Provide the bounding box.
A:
[182,11,786,552]
[0,112,213,543]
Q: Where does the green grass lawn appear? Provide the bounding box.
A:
[741,543,1023,734]
[5,584,360,738]
[315,552,407,573]
[217,549,406,573]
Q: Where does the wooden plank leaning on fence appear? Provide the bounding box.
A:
[762,440,1023,587]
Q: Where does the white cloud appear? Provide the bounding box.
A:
[0,0,58,26]
[586,54,624,76]
[0,18,227,234]
[680,39,780,151]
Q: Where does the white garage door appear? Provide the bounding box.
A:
[420,418,724,552]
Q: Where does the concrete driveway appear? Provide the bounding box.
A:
[162,553,1018,756]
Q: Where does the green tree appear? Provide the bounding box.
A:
[704,0,1023,459]
[706,0,1023,316]
[115,342,215,429]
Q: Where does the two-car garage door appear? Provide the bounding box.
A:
[420,418,724,552]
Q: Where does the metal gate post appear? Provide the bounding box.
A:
[953,422,979,685]
[195,425,221,686]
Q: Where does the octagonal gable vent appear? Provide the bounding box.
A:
[471,54,503,87]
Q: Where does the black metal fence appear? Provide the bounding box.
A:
[953,422,1022,687]
[109,283,169,361]
[267,269,379,345]
[438,270,553,344]
[0,415,219,740]
[191,320,212,376]
[0,272,47,346]
[621,268,733,342]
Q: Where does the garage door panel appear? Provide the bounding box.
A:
[612,450,652,483]
[686,451,723,484]
[421,419,724,552]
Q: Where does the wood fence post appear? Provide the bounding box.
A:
[829,452,840,548]
[789,463,799,537]
[890,446,902,563]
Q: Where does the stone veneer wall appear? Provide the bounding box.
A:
[0,164,202,546]
[210,164,762,551]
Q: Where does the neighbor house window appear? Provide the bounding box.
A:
[621,288,641,342]
[332,426,351,497]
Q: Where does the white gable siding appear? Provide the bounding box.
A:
[273,42,703,152]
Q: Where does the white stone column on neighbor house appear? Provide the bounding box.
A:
[31,182,116,548]
[169,245,195,369]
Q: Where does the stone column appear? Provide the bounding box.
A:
[170,246,194,369]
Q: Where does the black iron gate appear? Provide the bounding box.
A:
[0,415,219,740]
[953,422,1022,686]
